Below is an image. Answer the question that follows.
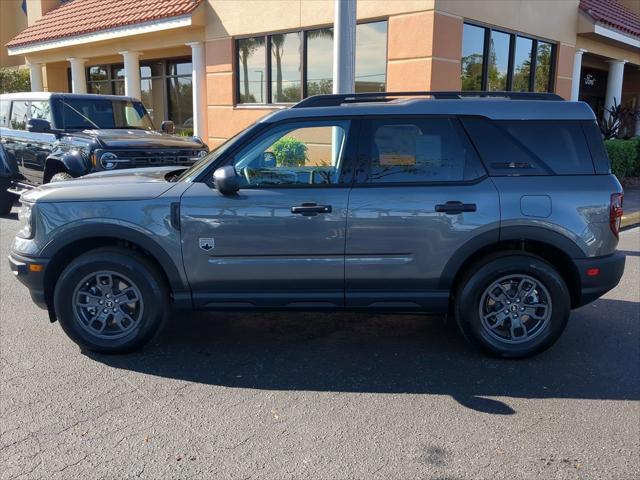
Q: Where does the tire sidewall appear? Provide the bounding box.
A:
[457,254,570,358]
[50,172,73,183]
[54,250,167,353]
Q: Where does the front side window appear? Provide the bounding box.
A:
[232,121,349,186]
[360,118,485,184]
[461,22,556,93]
[9,100,29,130]
[236,21,387,104]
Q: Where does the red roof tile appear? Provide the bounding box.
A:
[7,0,202,48]
[580,0,640,37]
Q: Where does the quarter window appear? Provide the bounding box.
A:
[236,20,388,104]
[232,122,349,186]
[461,22,556,93]
[360,119,485,184]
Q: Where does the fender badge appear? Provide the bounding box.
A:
[199,238,215,251]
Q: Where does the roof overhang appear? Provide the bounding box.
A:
[578,10,640,49]
[7,14,193,56]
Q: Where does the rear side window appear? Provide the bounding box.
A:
[359,118,486,184]
[0,99,9,127]
[9,100,29,130]
[462,118,595,175]
[582,121,610,174]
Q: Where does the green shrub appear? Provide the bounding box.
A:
[605,138,639,180]
[271,136,308,167]
[0,67,30,94]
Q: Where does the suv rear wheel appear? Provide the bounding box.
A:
[455,253,570,358]
[54,248,168,353]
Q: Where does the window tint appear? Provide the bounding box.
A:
[512,37,533,91]
[582,121,610,174]
[355,21,387,93]
[498,121,593,174]
[462,118,595,175]
[233,122,349,186]
[534,42,554,93]
[10,100,29,130]
[361,119,485,184]
[306,28,333,95]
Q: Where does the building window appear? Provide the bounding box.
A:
[461,22,556,93]
[83,58,193,133]
[236,20,388,105]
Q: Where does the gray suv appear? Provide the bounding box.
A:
[9,92,626,358]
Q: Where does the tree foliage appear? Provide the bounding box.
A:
[0,67,30,94]
[271,136,308,167]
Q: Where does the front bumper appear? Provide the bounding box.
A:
[8,251,48,310]
[574,251,626,307]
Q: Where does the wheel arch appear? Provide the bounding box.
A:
[441,227,583,309]
[43,152,86,183]
[41,225,191,321]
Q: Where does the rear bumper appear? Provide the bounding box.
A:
[574,252,625,307]
[8,251,48,309]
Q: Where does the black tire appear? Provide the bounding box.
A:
[54,247,169,353]
[0,181,14,216]
[50,171,73,183]
[455,253,570,359]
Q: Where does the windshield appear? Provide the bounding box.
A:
[59,98,155,130]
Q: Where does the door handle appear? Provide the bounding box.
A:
[435,201,477,214]
[291,203,332,216]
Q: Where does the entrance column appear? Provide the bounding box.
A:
[570,49,586,101]
[604,59,626,119]
[67,58,87,93]
[27,62,43,92]
[119,51,142,99]
[186,42,207,138]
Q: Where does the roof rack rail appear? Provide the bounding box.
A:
[292,91,564,108]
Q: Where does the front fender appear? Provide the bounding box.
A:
[46,150,89,178]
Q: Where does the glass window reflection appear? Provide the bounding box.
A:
[512,36,533,91]
[271,32,302,103]
[306,28,334,95]
[535,41,553,93]
[487,30,510,91]
[355,21,387,93]
[238,36,266,103]
[461,24,485,91]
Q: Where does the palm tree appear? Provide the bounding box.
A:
[238,38,262,102]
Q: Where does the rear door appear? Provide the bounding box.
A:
[180,119,357,309]
[345,116,501,310]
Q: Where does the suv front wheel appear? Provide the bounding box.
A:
[54,248,168,353]
[455,253,570,358]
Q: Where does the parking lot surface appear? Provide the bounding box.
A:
[1,205,639,480]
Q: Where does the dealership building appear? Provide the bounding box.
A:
[4,0,640,146]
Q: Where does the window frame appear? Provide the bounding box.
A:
[462,21,557,93]
[352,115,488,188]
[235,19,388,106]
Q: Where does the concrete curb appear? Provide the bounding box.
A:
[621,211,640,229]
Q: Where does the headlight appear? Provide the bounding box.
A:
[17,202,34,239]
[198,150,208,159]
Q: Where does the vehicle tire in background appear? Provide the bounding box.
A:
[54,247,169,354]
[455,253,570,359]
[50,171,74,183]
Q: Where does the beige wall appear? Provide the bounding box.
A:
[1,0,29,67]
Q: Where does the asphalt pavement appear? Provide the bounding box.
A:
[1,204,639,480]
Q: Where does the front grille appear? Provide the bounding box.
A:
[101,149,205,169]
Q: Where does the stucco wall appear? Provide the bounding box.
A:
[1,0,29,68]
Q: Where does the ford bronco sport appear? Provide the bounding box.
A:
[0,92,208,214]
[9,92,625,358]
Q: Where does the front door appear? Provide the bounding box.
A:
[345,117,501,310]
[180,119,356,309]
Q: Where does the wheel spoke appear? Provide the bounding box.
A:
[510,316,528,339]
[96,273,113,294]
[76,292,102,307]
[115,287,139,305]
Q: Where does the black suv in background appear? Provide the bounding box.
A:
[0,92,208,214]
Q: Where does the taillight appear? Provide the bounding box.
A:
[610,193,624,239]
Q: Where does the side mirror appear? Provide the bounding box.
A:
[161,120,175,134]
[27,118,52,133]
[262,151,276,168]
[213,165,240,195]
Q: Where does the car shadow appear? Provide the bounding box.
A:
[89,298,639,415]
[619,250,640,257]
